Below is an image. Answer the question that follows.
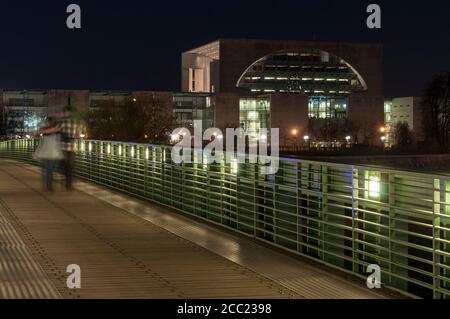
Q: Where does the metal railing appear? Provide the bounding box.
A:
[1,139,449,299]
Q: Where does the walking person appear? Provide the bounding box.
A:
[33,117,63,192]
[59,106,82,191]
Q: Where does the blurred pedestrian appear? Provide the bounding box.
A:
[59,106,82,190]
[33,117,63,192]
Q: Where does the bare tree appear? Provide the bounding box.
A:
[345,119,361,144]
[393,122,414,150]
[421,72,450,151]
[85,93,176,144]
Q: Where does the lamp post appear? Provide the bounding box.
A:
[304,135,310,150]
[381,136,386,148]
[345,136,351,148]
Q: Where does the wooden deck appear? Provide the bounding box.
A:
[0,160,394,299]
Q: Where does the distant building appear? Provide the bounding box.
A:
[384,96,423,146]
[1,38,385,147]
[182,38,385,146]
[0,89,212,139]
[0,90,48,138]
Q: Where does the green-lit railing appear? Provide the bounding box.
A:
[1,139,450,299]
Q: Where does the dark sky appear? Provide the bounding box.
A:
[0,0,449,97]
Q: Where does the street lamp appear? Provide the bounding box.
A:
[304,135,310,149]
[170,134,180,143]
[345,136,351,142]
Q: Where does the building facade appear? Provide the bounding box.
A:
[0,90,48,138]
[182,39,384,146]
[384,96,423,146]
[0,89,212,139]
[0,39,384,146]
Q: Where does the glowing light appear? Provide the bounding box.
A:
[88,142,92,153]
[79,134,86,139]
[131,146,135,158]
[231,159,238,174]
[118,145,122,156]
[133,98,137,102]
[380,127,386,133]
[346,136,351,142]
[304,135,310,141]
[291,129,298,136]
[381,136,386,142]
[203,154,208,169]
[171,134,180,143]
[369,176,381,198]
[145,148,149,160]
[107,144,111,155]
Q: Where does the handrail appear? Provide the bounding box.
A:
[1,138,449,299]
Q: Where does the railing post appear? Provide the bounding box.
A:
[321,165,328,261]
[433,178,442,299]
[296,162,301,253]
[352,168,359,273]
[388,172,395,287]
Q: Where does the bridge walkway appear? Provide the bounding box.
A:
[0,160,392,299]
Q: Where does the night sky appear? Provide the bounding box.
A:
[0,0,449,97]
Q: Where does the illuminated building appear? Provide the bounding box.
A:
[182,39,384,146]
